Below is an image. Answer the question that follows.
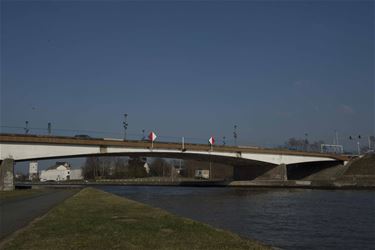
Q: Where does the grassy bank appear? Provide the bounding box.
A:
[2,188,269,250]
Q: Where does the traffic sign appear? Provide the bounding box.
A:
[149,132,157,142]
[209,136,215,145]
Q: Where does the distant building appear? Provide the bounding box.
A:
[29,161,38,181]
[70,169,83,180]
[40,162,82,182]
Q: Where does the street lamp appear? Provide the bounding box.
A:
[123,114,128,140]
[48,122,51,135]
[357,135,361,155]
[349,135,362,155]
[24,121,29,134]
[233,125,238,146]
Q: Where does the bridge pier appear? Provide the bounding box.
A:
[233,164,287,181]
[0,158,15,191]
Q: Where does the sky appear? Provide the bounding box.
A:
[1,1,374,170]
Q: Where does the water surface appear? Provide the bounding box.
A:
[100,186,375,249]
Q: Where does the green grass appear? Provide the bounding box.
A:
[2,188,269,250]
[0,189,45,201]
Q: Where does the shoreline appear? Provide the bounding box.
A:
[16,179,375,190]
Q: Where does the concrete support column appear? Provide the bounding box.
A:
[280,164,288,181]
[0,158,15,191]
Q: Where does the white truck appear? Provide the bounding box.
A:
[195,169,210,179]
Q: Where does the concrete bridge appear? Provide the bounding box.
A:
[0,134,348,190]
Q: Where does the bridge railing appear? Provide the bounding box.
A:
[2,125,361,155]
[0,126,212,145]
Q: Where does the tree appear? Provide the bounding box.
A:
[112,157,128,179]
[127,157,147,178]
[149,158,171,177]
[82,156,116,179]
[82,157,101,180]
[284,138,325,152]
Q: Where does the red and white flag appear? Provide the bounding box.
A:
[149,131,157,142]
[208,136,215,145]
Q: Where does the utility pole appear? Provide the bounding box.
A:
[24,121,29,134]
[123,114,128,140]
[233,125,238,146]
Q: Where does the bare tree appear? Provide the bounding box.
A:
[149,158,171,177]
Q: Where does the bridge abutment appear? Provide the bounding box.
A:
[0,158,15,191]
[286,161,344,180]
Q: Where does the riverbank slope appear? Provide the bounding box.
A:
[1,187,269,250]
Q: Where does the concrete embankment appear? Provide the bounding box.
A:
[334,153,375,187]
[230,153,375,189]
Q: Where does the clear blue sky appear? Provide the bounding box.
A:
[1,1,374,152]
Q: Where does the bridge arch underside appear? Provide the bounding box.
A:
[12,151,274,167]
[7,151,343,181]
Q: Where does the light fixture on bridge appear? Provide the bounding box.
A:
[24,121,29,134]
[48,122,52,135]
[123,114,128,140]
[233,125,238,146]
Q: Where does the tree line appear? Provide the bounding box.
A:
[81,157,234,180]
[82,157,148,179]
[282,137,325,152]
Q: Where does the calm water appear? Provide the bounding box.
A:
[100,186,375,249]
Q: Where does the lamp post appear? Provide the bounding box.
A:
[48,122,51,135]
[123,114,128,140]
[357,135,361,155]
[24,121,29,134]
[233,125,238,146]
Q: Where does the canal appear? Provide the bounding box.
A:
[100,186,375,249]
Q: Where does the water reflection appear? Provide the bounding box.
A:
[100,186,375,250]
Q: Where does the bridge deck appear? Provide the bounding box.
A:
[0,134,349,161]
